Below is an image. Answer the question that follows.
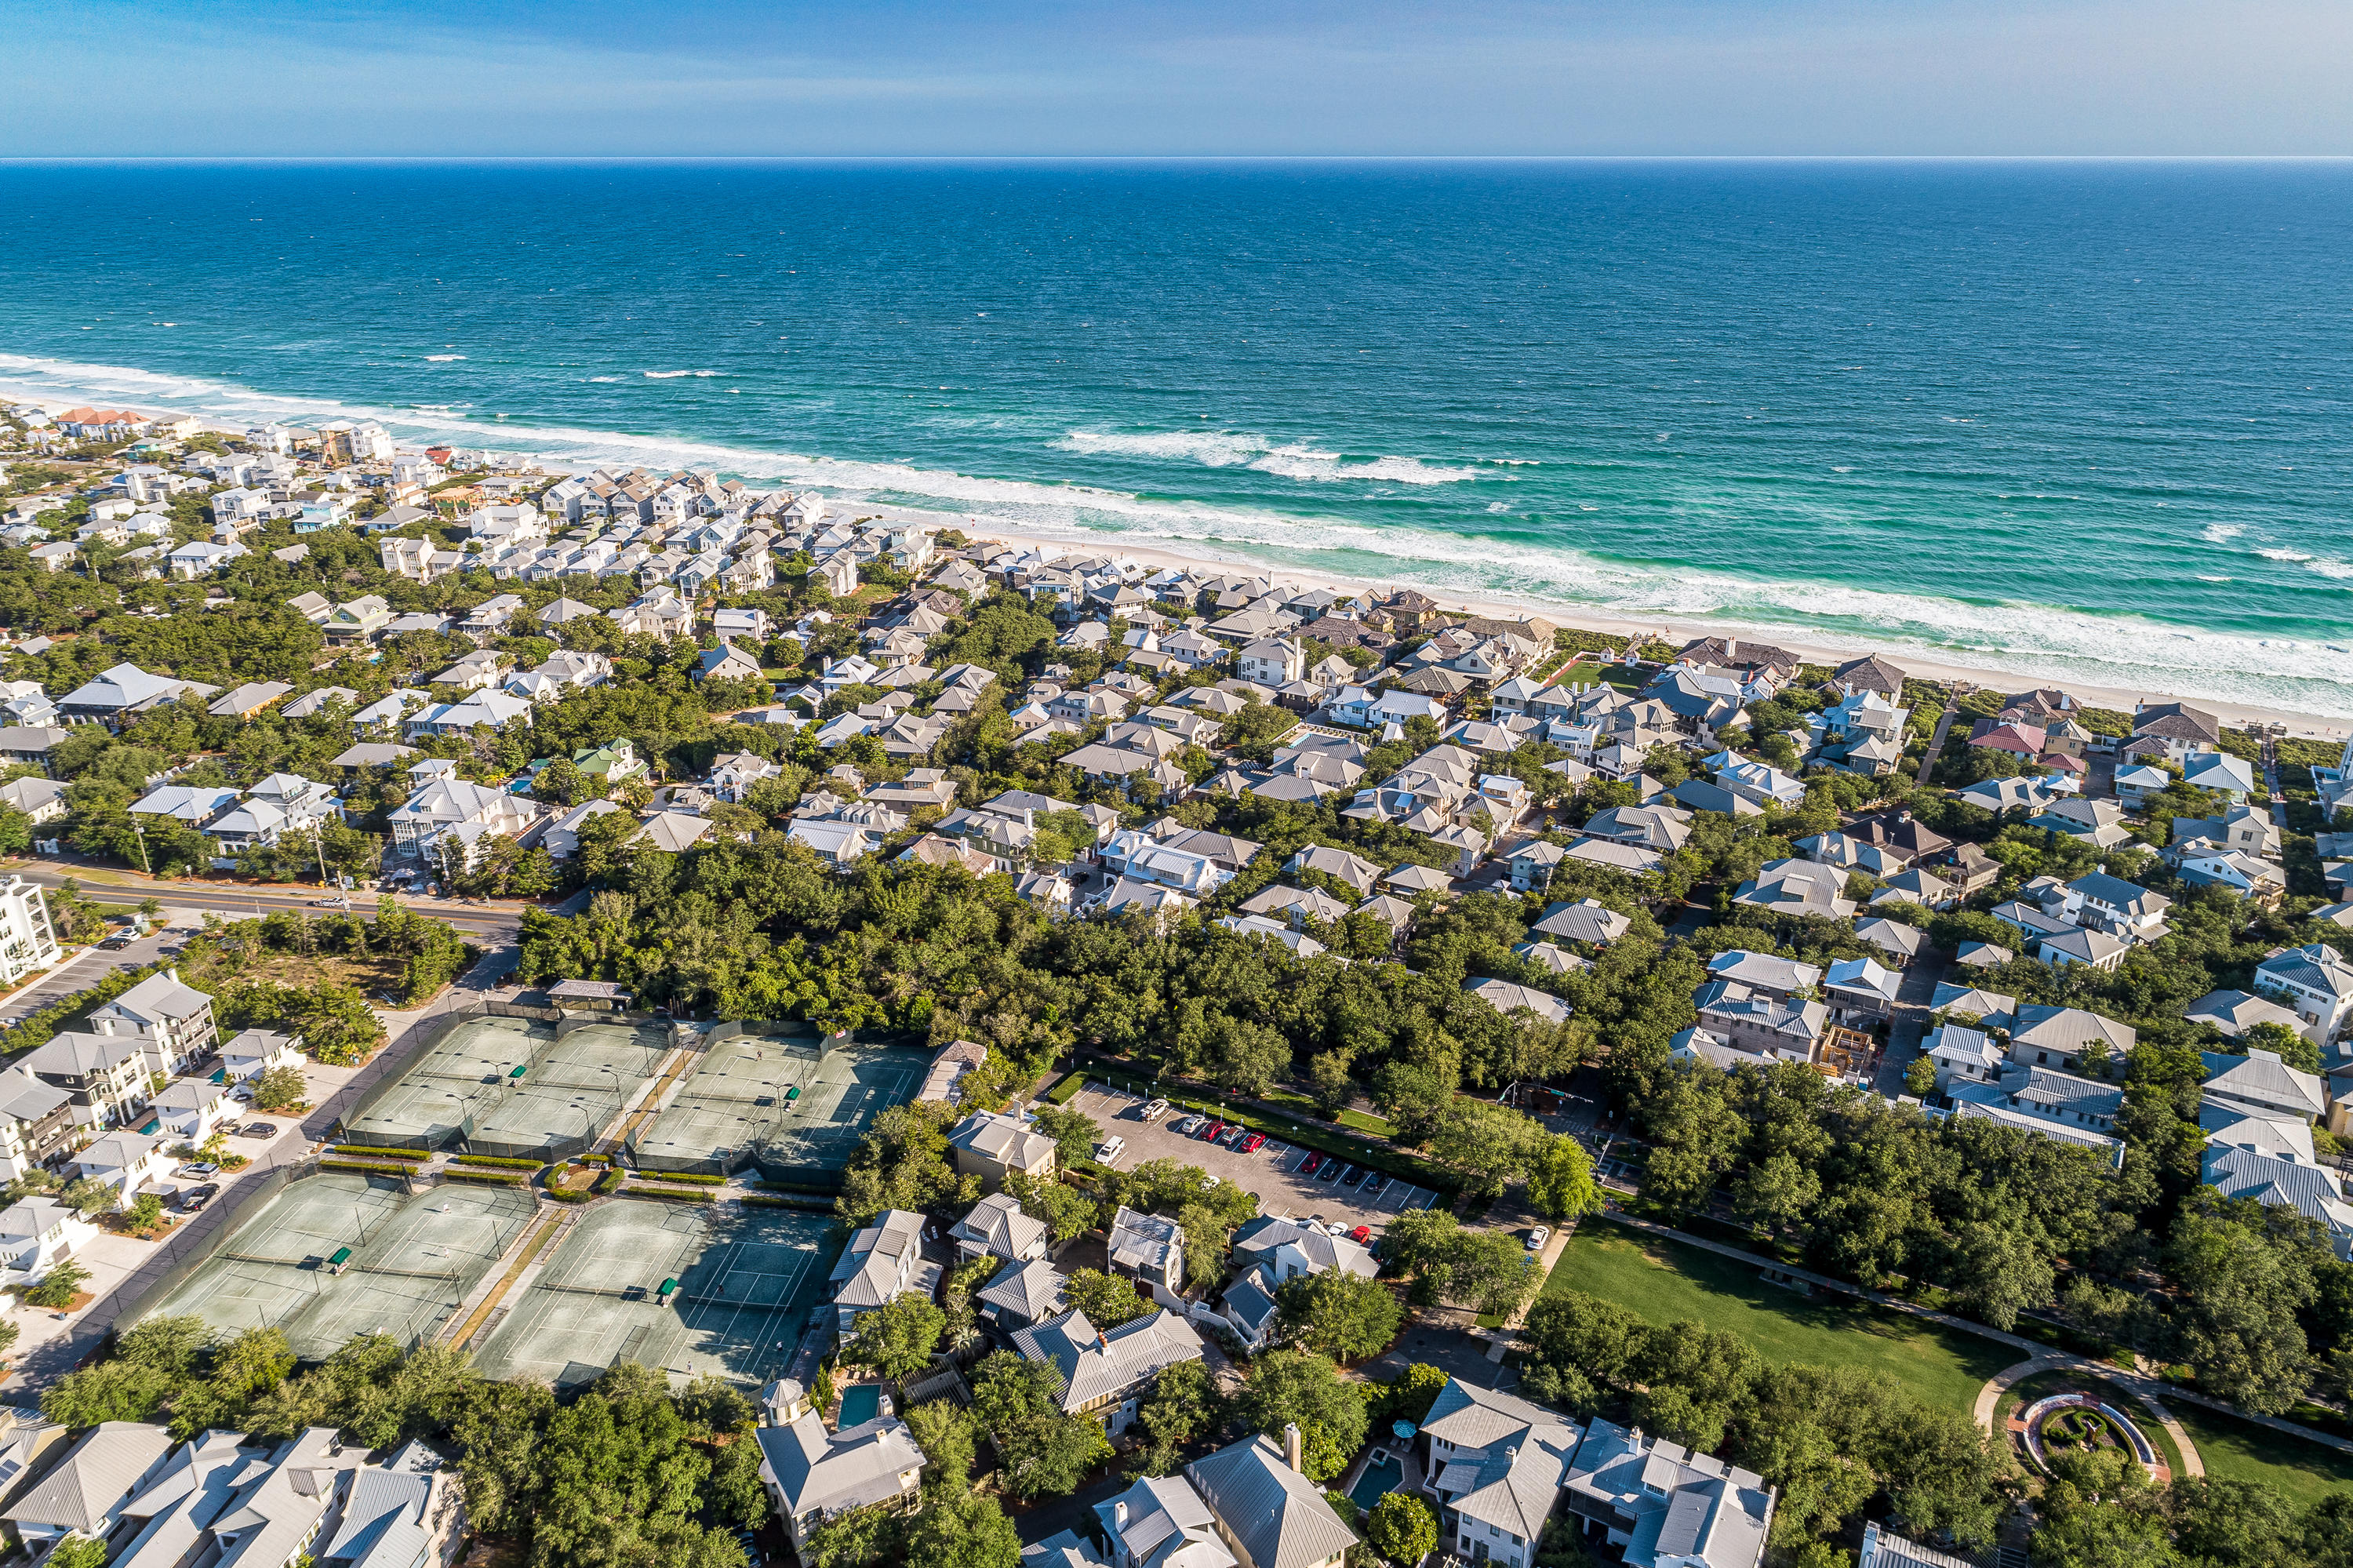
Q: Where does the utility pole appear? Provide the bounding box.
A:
[129,812,151,876]
[313,830,330,891]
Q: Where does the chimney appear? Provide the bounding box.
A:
[1283,1423,1303,1474]
[1115,1502,1129,1532]
[167,967,180,985]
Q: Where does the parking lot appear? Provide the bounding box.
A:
[1065,1083,1442,1237]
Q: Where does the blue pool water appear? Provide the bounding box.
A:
[1349,1452,1403,1512]
[837,1384,882,1427]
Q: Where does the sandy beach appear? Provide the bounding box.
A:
[47,398,2348,741]
[837,499,2353,743]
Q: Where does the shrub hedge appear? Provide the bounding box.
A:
[328,1146,428,1162]
[630,1170,724,1185]
[321,1159,412,1177]
[442,1167,530,1185]
[1042,1071,1089,1104]
[454,1155,545,1170]
[594,1168,626,1195]
[743,1192,831,1211]
[619,1186,713,1204]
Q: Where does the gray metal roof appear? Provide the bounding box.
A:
[2,1421,175,1534]
[1185,1435,1358,1568]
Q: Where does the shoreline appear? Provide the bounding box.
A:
[835,499,2353,740]
[18,396,2350,740]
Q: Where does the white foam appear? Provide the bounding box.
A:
[2,349,2347,716]
[2201,523,2245,544]
[643,369,720,379]
[424,355,465,362]
[2257,547,2315,562]
[2308,559,2353,580]
[587,376,621,383]
[1055,428,1482,486]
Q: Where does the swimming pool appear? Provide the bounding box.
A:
[1348,1451,1402,1512]
[838,1384,882,1427]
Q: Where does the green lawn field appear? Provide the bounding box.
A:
[1545,1220,2017,1414]
[2167,1400,2353,1510]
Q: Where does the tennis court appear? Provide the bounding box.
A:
[140,1170,536,1359]
[340,1014,672,1160]
[471,1198,837,1388]
[466,1018,672,1161]
[631,1032,926,1180]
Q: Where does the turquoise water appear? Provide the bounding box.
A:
[837,1384,882,1426]
[2,161,2351,712]
[1349,1452,1403,1512]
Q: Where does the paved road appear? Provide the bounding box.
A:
[4,859,526,942]
[1871,942,1952,1099]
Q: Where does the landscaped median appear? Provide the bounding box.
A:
[1073,1064,1460,1196]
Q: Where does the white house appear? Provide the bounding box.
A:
[89,970,217,1079]
[755,1410,926,1552]
[826,1209,929,1332]
[147,1079,232,1142]
[71,1130,170,1205]
[0,1197,99,1287]
[222,1028,302,1083]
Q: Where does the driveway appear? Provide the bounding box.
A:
[1066,1084,1440,1239]
[1871,942,1951,1099]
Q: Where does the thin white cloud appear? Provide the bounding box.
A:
[2,0,2350,154]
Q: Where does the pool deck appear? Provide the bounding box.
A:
[1340,1442,1426,1514]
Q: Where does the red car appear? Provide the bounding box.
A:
[1349,1224,1372,1244]
[1299,1152,1325,1176]
[1197,1119,1224,1141]
[1240,1133,1266,1153]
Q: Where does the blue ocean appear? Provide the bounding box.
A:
[2,160,2350,715]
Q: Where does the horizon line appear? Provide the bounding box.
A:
[6,153,2353,166]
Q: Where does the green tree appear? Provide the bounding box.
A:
[904,1399,980,1490]
[125,1191,166,1232]
[967,1351,1113,1499]
[24,1257,91,1308]
[1063,1268,1150,1328]
[1031,1105,1102,1166]
[842,1294,947,1382]
[1427,1097,1548,1199]
[905,1492,1021,1568]
[59,1175,118,1218]
[1525,1134,1602,1221]
[44,1538,109,1568]
[1006,1170,1099,1243]
[1231,1352,1366,1483]
[804,1504,901,1568]
[252,1064,307,1111]
[1366,1494,1438,1566]
[1131,1359,1219,1477]
[1275,1269,1404,1362]
[1903,1055,1939,1097]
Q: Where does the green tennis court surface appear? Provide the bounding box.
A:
[341,1014,671,1161]
[631,1033,925,1179]
[471,1198,837,1388]
[140,1171,536,1359]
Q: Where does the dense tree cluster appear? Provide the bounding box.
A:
[42,1322,766,1568]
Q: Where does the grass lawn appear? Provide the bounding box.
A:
[2168,1400,2353,1511]
[1548,1220,2016,1414]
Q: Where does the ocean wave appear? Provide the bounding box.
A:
[2257,547,2314,562]
[643,369,720,379]
[2,349,2349,716]
[1055,428,1482,486]
[587,376,622,383]
[2201,523,2246,543]
[424,355,465,362]
[2308,560,2353,580]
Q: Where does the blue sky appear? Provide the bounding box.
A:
[3,0,2349,156]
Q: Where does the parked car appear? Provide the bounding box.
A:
[176,1183,220,1212]
[1141,1098,1169,1121]
[1220,1125,1248,1148]
[1526,1226,1552,1252]
[1239,1133,1266,1154]
[1196,1119,1224,1142]
[1298,1152,1325,1177]
[1173,1115,1202,1136]
[1318,1159,1343,1183]
[243,1122,279,1139]
[97,935,134,951]
[1095,1136,1126,1163]
[1349,1224,1373,1245]
[177,1162,220,1180]
[1360,1171,1389,1198]
[1339,1165,1366,1188]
